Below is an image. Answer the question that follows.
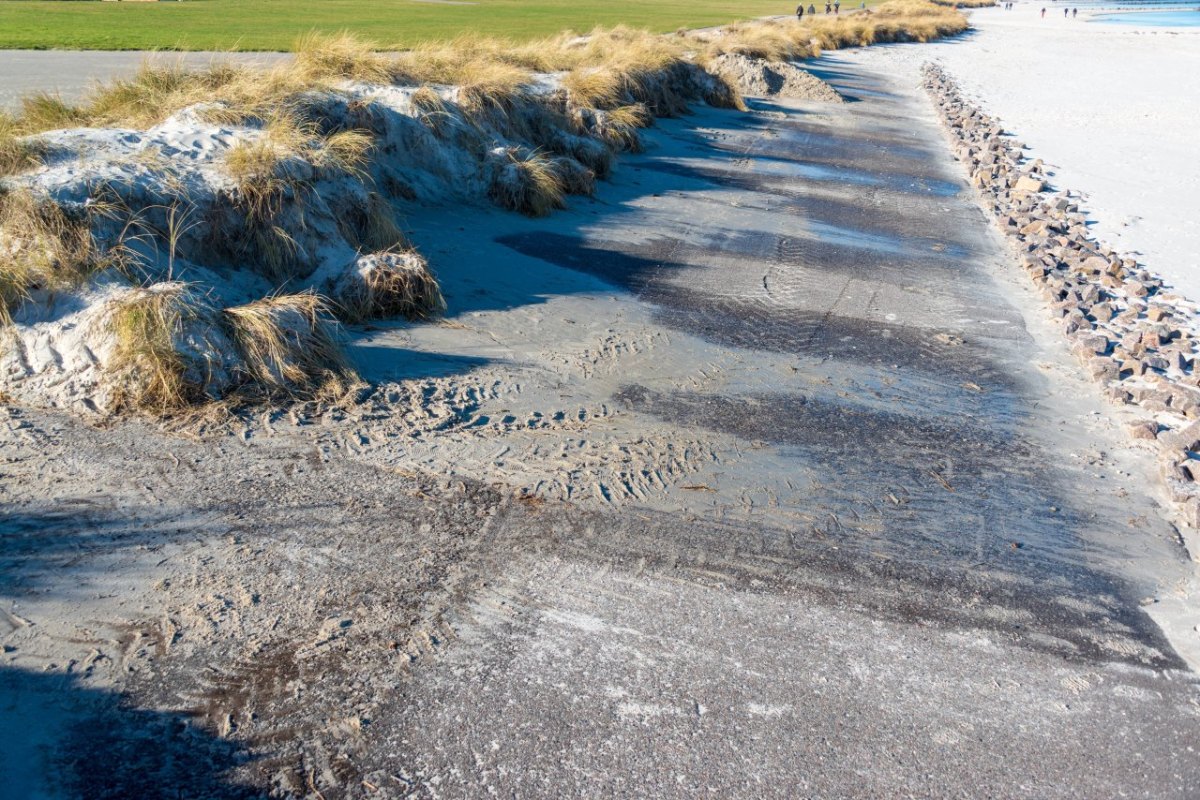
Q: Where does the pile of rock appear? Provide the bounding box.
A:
[922,63,1200,528]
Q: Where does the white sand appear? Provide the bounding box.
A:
[840,6,1200,298]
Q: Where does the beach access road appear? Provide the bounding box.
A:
[2,53,1199,798]
[0,50,288,111]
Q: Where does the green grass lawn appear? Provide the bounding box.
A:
[0,0,838,51]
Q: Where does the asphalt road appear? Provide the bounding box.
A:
[0,50,287,111]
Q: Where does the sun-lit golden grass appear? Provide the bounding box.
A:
[18,93,88,133]
[0,188,123,324]
[561,68,624,110]
[220,134,305,281]
[293,30,398,84]
[223,292,353,397]
[1,3,963,139]
[0,114,45,178]
[803,0,969,47]
[489,148,566,217]
[694,0,967,59]
[336,250,446,323]
[219,111,373,281]
[595,103,651,152]
[697,20,815,62]
[105,282,212,412]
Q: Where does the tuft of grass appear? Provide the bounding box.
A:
[314,128,374,176]
[19,93,87,132]
[489,148,566,217]
[562,68,624,110]
[293,31,398,84]
[702,71,747,111]
[335,250,446,323]
[339,192,408,252]
[553,156,597,196]
[86,61,246,129]
[105,282,213,413]
[223,292,353,397]
[0,188,121,325]
[410,86,453,135]
[0,113,45,178]
[218,111,373,281]
[213,132,306,282]
[596,104,650,153]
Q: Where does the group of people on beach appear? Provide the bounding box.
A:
[796,3,838,17]
[1039,6,1079,17]
[795,1,864,19]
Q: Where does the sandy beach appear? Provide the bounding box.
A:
[845,5,1200,298]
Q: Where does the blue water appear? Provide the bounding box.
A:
[1092,9,1200,26]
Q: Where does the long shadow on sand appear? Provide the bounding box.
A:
[0,666,256,799]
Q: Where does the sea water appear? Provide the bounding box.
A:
[1091,9,1200,27]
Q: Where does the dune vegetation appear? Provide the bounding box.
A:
[0,1,968,416]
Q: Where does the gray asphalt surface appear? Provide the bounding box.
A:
[0,50,287,110]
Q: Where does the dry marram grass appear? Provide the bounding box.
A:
[223,292,354,397]
[0,114,45,178]
[105,282,213,412]
[489,148,566,217]
[0,189,121,324]
[336,251,446,323]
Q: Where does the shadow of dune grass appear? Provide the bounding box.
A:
[0,666,257,800]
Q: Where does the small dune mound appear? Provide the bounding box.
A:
[330,251,446,323]
[707,54,844,102]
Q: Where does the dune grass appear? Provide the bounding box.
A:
[336,251,446,324]
[489,148,566,217]
[0,188,123,324]
[105,282,212,412]
[0,114,45,178]
[223,292,353,397]
[215,111,373,281]
[1,1,969,415]
[0,2,962,139]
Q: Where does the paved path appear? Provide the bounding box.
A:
[0,50,287,110]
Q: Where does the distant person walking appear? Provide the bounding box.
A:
[1063,7,1068,16]
[1072,7,1078,16]
[834,1,840,13]
[1041,7,1046,17]
[825,2,831,13]
[808,4,816,13]
[797,3,804,18]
